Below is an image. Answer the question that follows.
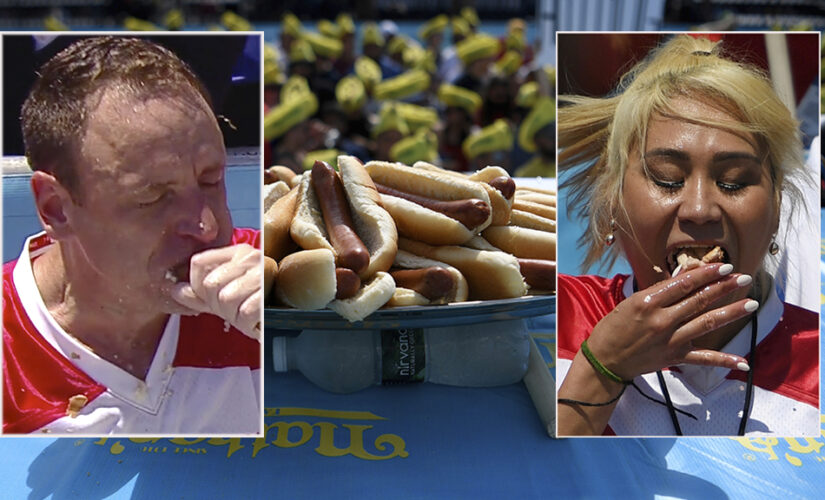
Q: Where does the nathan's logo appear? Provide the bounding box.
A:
[262,407,408,460]
[91,407,408,461]
[731,415,825,466]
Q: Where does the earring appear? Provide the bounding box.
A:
[769,241,779,255]
[604,219,617,247]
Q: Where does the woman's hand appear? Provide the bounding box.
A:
[558,262,755,436]
[587,262,755,380]
[171,244,262,341]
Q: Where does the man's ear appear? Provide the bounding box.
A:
[31,171,75,240]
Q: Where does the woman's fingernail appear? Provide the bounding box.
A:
[744,300,759,313]
[736,274,753,287]
[718,263,733,275]
[736,362,750,372]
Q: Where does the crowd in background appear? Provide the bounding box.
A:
[259,7,555,178]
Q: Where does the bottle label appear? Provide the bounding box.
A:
[380,328,425,384]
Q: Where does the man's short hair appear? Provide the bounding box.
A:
[21,36,213,199]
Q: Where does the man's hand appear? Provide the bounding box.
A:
[171,244,262,340]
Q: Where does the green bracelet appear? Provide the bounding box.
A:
[580,339,631,385]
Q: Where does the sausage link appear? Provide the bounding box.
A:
[390,267,455,301]
[311,160,370,274]
[487,176,516,200]
[335,267,362,299]
[517,259,556,291]
[374,182,490,229]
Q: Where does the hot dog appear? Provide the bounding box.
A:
[264,165,300,188]
[390,268,454,300]
[374,182,490,229]
[384,249,469,306]
[517,258,556,293]
[311,160,370,275]
[274,155,398,321]
[413,162,514,226]
[365,161,493,245]
[398,237,526,300]
[465,235,556,294]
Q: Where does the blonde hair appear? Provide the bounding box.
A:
[558,35,806,271]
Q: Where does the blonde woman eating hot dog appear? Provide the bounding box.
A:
[556,34,819,436]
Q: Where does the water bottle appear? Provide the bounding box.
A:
[272,320,531,393]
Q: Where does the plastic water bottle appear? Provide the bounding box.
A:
[272,320,531,394]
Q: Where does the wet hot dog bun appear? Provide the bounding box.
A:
[398,237,526,300]
[365,161,493,245]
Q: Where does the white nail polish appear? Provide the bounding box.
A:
[744,300,759,313]
[718,263,733,275]
[736,275,752,287]
[736,362,750,372]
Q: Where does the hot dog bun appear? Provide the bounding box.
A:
[398,237,526,300]
[275,248,337,310]
[328,271,396,322]
[365,161,493,245]
[263,255,278,304]
[264,185,300,261]
[481,225,556,261]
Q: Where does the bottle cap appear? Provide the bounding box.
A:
[272,336,288,372]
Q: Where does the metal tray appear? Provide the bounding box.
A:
[265,295,555,331]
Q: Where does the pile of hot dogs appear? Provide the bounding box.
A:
[263,155,556,322]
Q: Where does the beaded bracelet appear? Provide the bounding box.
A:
[580,338,631,385]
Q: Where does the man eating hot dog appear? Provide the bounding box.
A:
[2,36,262,435]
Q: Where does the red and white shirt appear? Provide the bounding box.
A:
[3,229,262,436]
[557,274,820,436]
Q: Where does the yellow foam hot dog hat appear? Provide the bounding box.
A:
[494,50,523,76]
[419,14,448,41]
[318,19,341,39]
[354,56,382,92]
[337,13,355,36]
[373,69,430,101]
[518,96,555,153]
[289,39,316,63]
[221,11,253,31]
[336,75,367,113]
[515,81,539,108]
[302,31,343,59]
[362,22,385,47]
[461,6,480,29]
[456,34,500,65]
[437,83,482,115]
[373,103,410,138]
[163,9,184,30]
[463,119,514,159]
[451,17,471,39]
[264,77,318,141]
[282,13,303,37]
[396,103,439,132]
[391,130,438,165]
